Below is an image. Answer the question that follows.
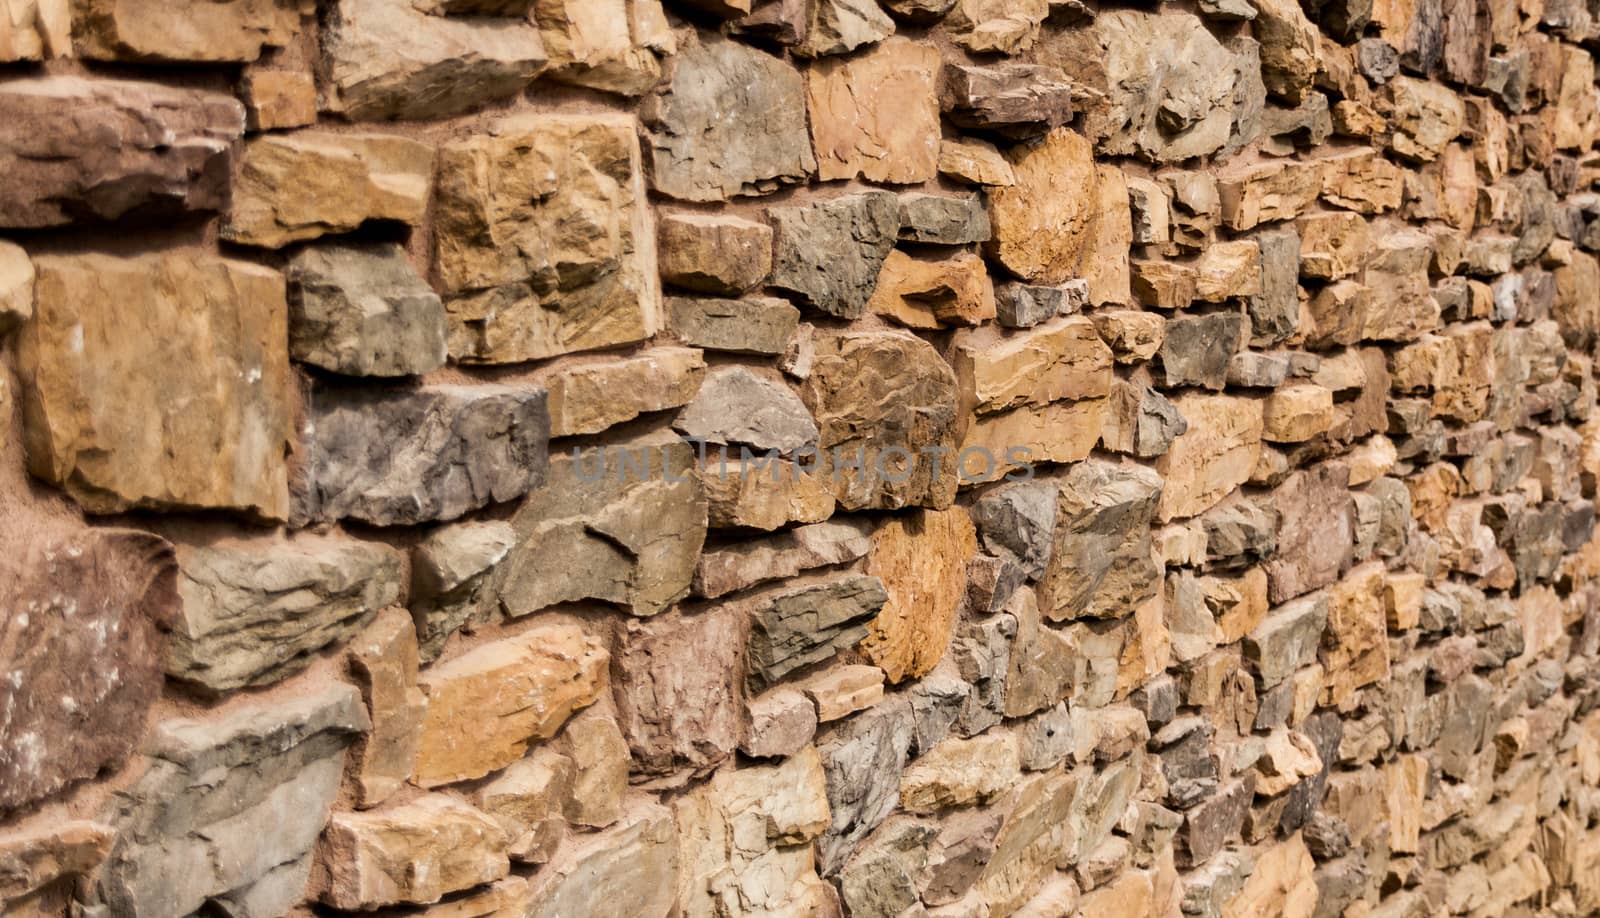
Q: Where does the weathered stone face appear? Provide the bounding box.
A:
[0,76,242,227]
[642,33,816,201]
[1038,460,1165,622]
[745,574,890,691]
[99,686,369,918]
[0,530,176,812]
[495,434,706,618]
[860,508,979,683]
[294,383,550,527]
[286,243,447,378]
[320,0,548,121]
[986,128,1097,285]
[19,252,293,519]
[169,538,403,694]
[1155,394,1264,521]
[523,803,678,918]
[435,113,659,363]
[802,341,956,510]
[769,191,901,319]
[611,604,745,777]
[73,0,298,62]
[412,622,606,786]
[315,795,509,910]
[808,38,941,184]
[535,0,673,97]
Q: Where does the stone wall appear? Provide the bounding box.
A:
[3,0,1600,915]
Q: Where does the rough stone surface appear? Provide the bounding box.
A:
[74,0,297,62]
[1039,460,1164,621]
[285,243,447,377]
[657,212,773,295]
[769,191,900,319]
[544,348,705,438]
[673,367,818,452]
[315,795,509,910]
[0,76,243,228]
[861,508,979,683]
[808,38,940,183]
[612,604,744,777]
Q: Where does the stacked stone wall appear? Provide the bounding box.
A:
[4,0,1600,915]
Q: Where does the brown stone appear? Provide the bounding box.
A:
[1297,211,1371,280]
[544,348,706,438]
[0,0,67,61]
[19,252,292,518]
[958,398,1109,484]
[535,0,673,97]
[1039,460,1164,622]
[667,296,799,356]
[801,330,961,510]
[348,609,425,809]
[1156,394,1264,521]
[1215,159,1325,231]
[1195,241,1264,302]
[1267,463,1353,603]
[0,76,243,228]
[986,128,1098,285]
[900,734,1022,812]
[1093,310,1167,363]
[808,38,940,183]
[801,665,887,721]
[1320,563,1389,705]
[73,0,298,62]
[612,604,745,777]
[860,507,979,683]
[952,316,1113,417]
[1254,0,1321,102]
[939,62,1075,139]
[943,0,1048,54]
[1262,384,1335,442]
[0,821,113,913]
[1385,76,1465,162]
[1220,832,1317,917]
[241,68,317,131]
[435,113,658,363]
[1319,147,1404,214]
[868,250,998,329]
[413,623,607,786]
[0,529,175,811]
[695,518,873,599]
[525,803,678,918]
[315,795,509,910]
[657,212,773,295]
[939,137,1016,186]
[702,458,837,531]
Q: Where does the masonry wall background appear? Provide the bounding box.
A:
[2,0,1600,915]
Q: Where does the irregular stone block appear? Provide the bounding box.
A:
[409,521,516,662]
[1102,380,1189,459]
[0,530,175,811]
[0,821,113,913]
[315,796,509,910]
[1039,460,1164,621]
[19,252,292,518]
[0,0,67,61]
[321,0,548,121]
[1156,394,1263,521]
[100,686,369,918]
[241,67,317,130]
[169,538,404,694]
[435,113,658,363]
[808,38,940,183]
[495,434,705,618]
[1267,463,1353,603]
[861,508,978,683]
[986,128,1097,285]
[943,0,1047,53]
[940,61,1075,138]
[294,383,549,527]
[657,212,773,295]
[474,751,570,864]
[545,348,705,438]
[73,0,297,62]
[695,518,872,599]
[667,296,799,356]
[702,458,837,531]
[899,193,992,245]
[612,604,745,777]
[816,699,916,873]
[868,249,998,329]
[1254,0,1320,103]
[674,367,818,452]
[412,622,606,786]
[1385,76,1464,162]
[0,76,242,227]
[286,243,447,377]
[347,609,426,809]
[642,33,816,201]
[523,803,678,918]
[939,136,1016,186]
[535,0,673,97]
[1159,314,1247,390]
[746,574,889,691]
[769,191,900,319]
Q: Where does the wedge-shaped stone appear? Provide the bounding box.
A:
[436,113,658,363]
[1215,159,1325,231]
[0,76,242,228]
[940,62,1074,138]
[809,38,940,183]
[294,383,549,527]
[535,0,673,96]
[869,249,997,330]
[1039,460,1164,622]
[746,573,890,691]
[770,191,900,319]
[861,508,978,683]
[642,33,816,201]
[0,529,175,811]
[544,348,705,438]
[286,243,447,377]
[100,686,369,918]
[674,367,818,452]
[1155,394,1263,521]
[413,623,606,786]
[348,609,426,809]
[19,252,292,518]
[321,0,548,121]
[695,518,873,599]
[73,0,298,62]
[802,329,961,510]
[169,538,403,694]
[495,434,706,618]
[224,132,432,248]
[315,796,509,910]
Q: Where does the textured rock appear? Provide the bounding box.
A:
[320,0,548,121]
[952,317,1112,417]
[801,329,961,510]
[940,62,1075,138]
[808,38,940,183]
[742,688,819,760]
[0,530,175,811]
[315,796,509,910]
[900,193,991,245]
[535,0,673,97]
[0,0,67,61]
[474,751,569,865]
[657,212,773,295]
[1159,314,1248,391]
[939,137,1016,186]
[643,34,816,200]
[901,734,1022,812]
[0,821,113,913]
[1156,394,1263,521]
[816,699,916,872]
[294,383,549,527]
[435,113,658,363]
[987,128,1097,285]
[0,76,242,227]
[1262,384,1335,442]
[674,746,834,916]
[409,522,517,662]
[223,132,433,248]
[241,68,316,131]
[285,243,447,377]
[100,686,369,918]
[19,252,292,518]
[523,803,678,918]
[1254,0,1321,102]
[1039,460,1164,621]
[746,574,890,691]
[674,367,818,452]
[169,539,403,694]
[347,610,425,809]
[861,508,978,683]
[868,250,997,329]
[769,191,900,319]
[668,296,798,355]
[545,348,706,438]
[413,622,606,786]
[495,434,705,618]
[702,458,838,531]
[0,240,31,333]
[612,604,744,776]
[1385,76,1464,162]
[73,0,298,62]
[695,518,873,599]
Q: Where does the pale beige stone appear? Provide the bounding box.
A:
[808,38,941,184]
[951,316,1114,417]
[939,137,1016,186]
[1155,394,1264,521]
[315,795,510,910]
[535,0,674,96]
[1262,384,1335,443]
[543,348,706,437]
